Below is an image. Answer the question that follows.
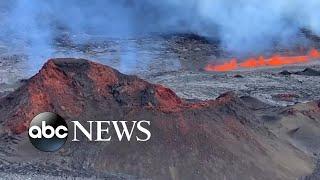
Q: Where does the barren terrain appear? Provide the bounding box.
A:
[0,35,319,179]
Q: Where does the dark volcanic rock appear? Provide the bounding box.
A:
[279,70,292,76]
[233,74,244,78]
[279,68,320,76]
[0,58,315,179]
[294,68,320,76]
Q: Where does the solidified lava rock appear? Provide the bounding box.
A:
[233,74,244,78]
[279,68,320,76]
[294,68,320,76]
[0,58,316,179]
[279,70,292,76]
[272,93,300,102]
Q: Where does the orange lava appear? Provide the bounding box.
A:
[310,48,320,58]
[205,48,320,72]
[205,58,238,72]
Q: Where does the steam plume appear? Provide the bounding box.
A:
[1,0,320,55]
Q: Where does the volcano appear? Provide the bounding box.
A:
[0,58,319,179]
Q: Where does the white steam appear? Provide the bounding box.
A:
[1,0,320,55]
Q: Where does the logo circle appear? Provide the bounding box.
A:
[28,112,68,152]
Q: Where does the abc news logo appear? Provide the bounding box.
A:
[28,112,151,152]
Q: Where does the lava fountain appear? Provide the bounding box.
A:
[205,48,320,72]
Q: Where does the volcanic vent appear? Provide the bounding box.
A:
[0,59,316,179]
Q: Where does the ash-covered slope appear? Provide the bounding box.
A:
[0,59,314,179]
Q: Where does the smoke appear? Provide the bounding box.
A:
[1,0,320,56]
[195,0,320,53]
[156,0,320,53]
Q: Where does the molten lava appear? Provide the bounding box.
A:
[205,48,320,72]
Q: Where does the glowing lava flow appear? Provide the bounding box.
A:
[205,48,320,72]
